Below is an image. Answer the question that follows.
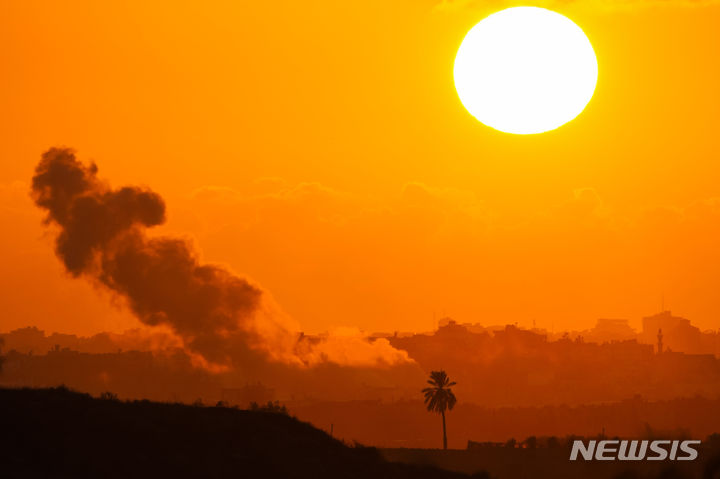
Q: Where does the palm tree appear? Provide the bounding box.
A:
[422,370,457,450]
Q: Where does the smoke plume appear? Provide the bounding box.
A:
[31,148,411,371]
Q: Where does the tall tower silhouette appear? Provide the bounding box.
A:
[657,328,664,355]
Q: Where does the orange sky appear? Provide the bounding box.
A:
[1,0,719,336]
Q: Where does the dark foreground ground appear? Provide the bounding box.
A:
[381,445,720,479]
[0,387,474,479]
[3,387,720,479]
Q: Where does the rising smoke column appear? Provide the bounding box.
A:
[31,148,411,370]
[31,148,287,367]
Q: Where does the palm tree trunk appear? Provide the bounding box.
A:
[441,409,447,450]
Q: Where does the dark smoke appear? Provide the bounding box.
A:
[31,148,413,372]
[31,148,264,366]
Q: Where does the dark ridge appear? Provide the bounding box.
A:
[0,386,477,479]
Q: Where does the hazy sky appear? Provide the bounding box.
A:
[1,0,719,335]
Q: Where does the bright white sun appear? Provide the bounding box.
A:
[454,7,598,134]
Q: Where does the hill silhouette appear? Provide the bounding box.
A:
[0,387,476,479]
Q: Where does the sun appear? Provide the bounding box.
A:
[454,7,598,135]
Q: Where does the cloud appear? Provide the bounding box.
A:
[181,175,720,334]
